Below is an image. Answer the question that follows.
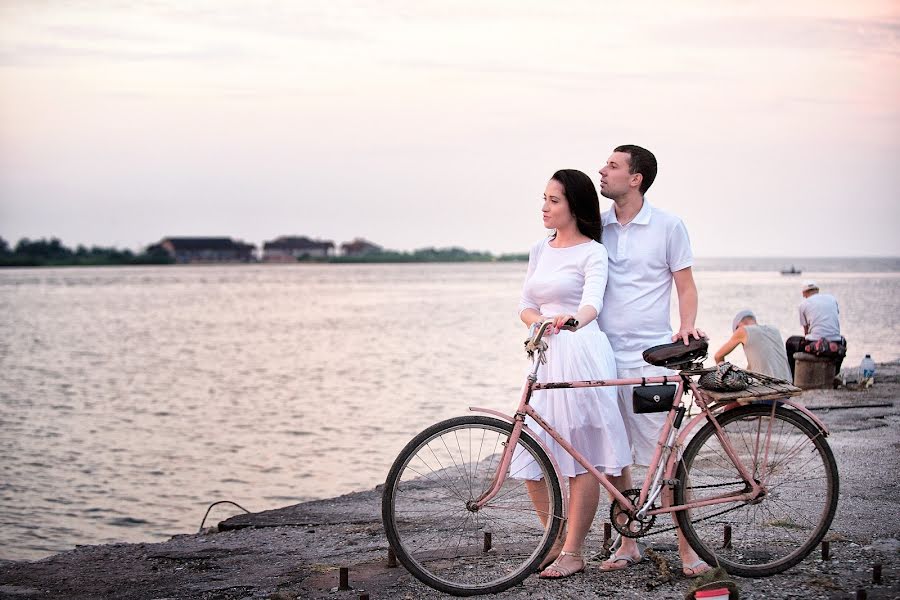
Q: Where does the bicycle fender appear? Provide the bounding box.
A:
[775,398,829,435]
[468,406,569,519]
[676,398,829,449]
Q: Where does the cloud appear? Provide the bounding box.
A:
[653,16,900,55]
[0,40,253,66]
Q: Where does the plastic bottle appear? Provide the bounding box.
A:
[859,354,876,382]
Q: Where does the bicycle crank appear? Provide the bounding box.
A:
[609,489,656,538]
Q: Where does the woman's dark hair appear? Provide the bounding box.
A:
[551,169,602,242]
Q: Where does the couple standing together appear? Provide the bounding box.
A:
[516,145,709,580]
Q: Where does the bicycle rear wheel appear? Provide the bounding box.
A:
[382,416,563,596]
[675,404,839,577]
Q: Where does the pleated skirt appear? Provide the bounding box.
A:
[510,322,632,480]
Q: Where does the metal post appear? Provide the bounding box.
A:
[723,525,732,549]
[359,594,370,600]
[387,547,397,568]
[338,566,350,591]
[483,532,492,552]
[873,563,882,585]
[821,540,830,560]
[604,522,611,544]
[856,588,867,600]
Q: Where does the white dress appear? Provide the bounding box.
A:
[511,238,632,479]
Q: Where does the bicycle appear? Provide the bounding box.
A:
[381,319,839,596]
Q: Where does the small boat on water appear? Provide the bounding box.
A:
[780,265,802,275]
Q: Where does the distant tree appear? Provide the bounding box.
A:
[15,237,73,262]
[0,237,176,267]
[135,245,175,264]
[8,237,73,265]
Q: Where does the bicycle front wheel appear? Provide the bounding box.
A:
[382,416,563,596]
[675,404,839,577]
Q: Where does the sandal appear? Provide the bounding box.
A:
[682,559,712,578]
[538,550,585,579]
[538,522,568,570]
[599,550,644,572]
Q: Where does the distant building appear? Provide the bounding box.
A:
[149,237,255,263]
[340,238,383,257]
[262,236,335,262]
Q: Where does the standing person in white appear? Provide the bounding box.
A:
[595,145,711,578]
[515,169,632,580]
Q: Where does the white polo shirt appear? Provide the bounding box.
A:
[798,293,841,341]
[597,201,694,368]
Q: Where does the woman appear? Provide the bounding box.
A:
[512,169,631,579]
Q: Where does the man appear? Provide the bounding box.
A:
[714,309,792,381]
[785,282,845,376]
[596,145,709,578]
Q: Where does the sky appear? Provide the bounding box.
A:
[1,0,898,256]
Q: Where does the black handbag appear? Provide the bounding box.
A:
[632,376,677,414]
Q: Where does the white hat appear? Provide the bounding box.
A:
[802,281,819,293]
[732,309,755,331]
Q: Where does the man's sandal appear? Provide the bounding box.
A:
[538,551,585,579]
[682,559,712,578]
[599,551,644,572]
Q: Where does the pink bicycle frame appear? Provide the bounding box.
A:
[467,323,828,520]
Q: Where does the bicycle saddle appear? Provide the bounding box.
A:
[642,337,708,368]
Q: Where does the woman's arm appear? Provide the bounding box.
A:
[518,241,543,324]
[520,308,544,328]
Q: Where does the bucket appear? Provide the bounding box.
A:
[695,587,730,600]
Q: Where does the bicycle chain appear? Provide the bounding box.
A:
[611,482,751,539]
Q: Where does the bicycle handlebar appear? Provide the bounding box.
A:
[529,317,578,346]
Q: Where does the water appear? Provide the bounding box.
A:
[1,259,898,561]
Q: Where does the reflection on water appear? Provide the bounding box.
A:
[1,261,898,560]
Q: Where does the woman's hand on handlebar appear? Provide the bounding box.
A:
[546,314,578,335]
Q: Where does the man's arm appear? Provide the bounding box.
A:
[714,328,748,364]
[672,267,705,344]
[798,303,810,336]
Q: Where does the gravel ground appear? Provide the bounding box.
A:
[2,362,898,600]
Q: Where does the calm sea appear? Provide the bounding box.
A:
[1,258,898,560]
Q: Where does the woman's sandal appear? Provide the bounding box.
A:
[537,523,568,570]
[538,550,585,579]
[682,559,712,578]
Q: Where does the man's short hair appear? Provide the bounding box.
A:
[614,144,657,194]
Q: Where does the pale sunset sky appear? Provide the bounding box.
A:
[1,0,898,256]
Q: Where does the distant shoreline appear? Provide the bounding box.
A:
[0,255,530,268]
[5,256,900,270]
[0,236,530,267]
